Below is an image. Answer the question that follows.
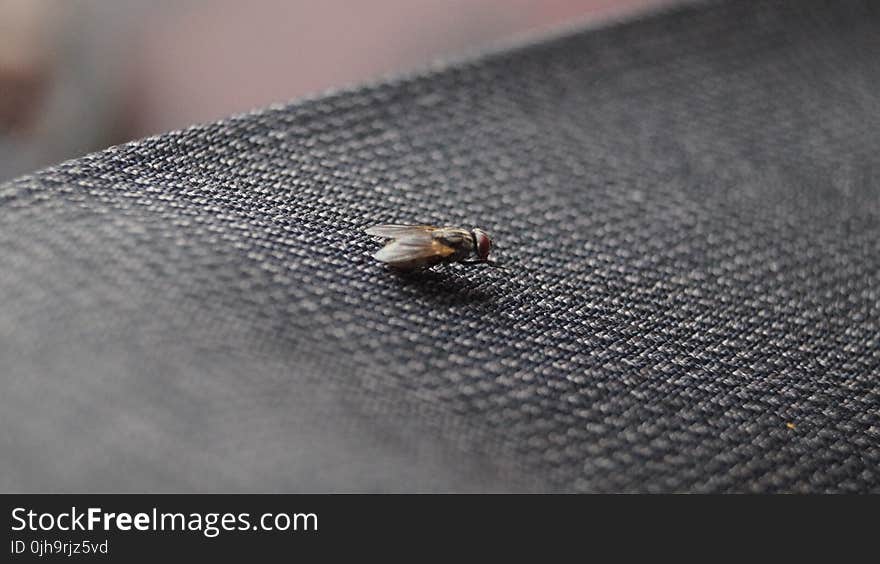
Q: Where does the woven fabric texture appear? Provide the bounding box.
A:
[1,0,878,492]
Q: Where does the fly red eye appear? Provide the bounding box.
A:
[473,229,492,261]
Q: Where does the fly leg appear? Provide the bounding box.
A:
[460,259,505,269]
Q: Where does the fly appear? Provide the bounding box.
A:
[365,224,501,271]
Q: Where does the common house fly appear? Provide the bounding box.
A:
[365,224,500,271]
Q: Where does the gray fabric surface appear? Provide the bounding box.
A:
[1,0,878,492]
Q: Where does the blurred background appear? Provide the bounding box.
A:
[0,0,671,181]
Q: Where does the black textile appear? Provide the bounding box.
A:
[1,0,878,492]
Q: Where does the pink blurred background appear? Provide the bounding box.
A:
[0,0,672,180]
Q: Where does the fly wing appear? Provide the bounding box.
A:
[373,235,455,265]
[364,224,437,238]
